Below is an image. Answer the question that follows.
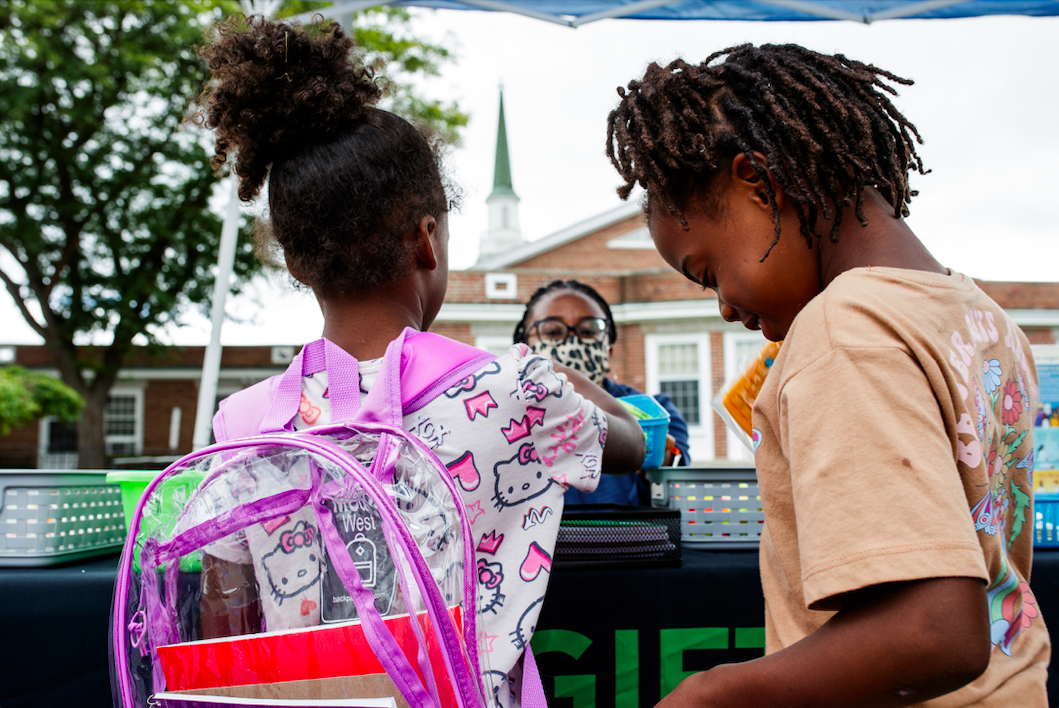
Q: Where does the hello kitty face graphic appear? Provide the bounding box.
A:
[482,671,513,708]
[509,595,544,651]
[492,444,555,510]
[261,519,322,604]
[510,357,563,404]
[476,559,506,616]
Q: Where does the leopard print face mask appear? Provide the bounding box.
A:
[528,336,610,386]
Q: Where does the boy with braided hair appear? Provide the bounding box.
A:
[608,44,1049,707]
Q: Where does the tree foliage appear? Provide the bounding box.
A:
[0,366,84,435]
[0,0,466,467]
[0,0,258,467]
[277,2,468,143]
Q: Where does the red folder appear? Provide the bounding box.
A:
[157,607,463,708]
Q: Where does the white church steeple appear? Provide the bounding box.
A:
[477,88,525,262]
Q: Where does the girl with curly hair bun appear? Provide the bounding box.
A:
[192,14,646,708]
[608,43,1049,708]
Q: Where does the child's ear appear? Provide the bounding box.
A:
[284,252,308,284]
[731,151,784,212]
[414,215,439,271]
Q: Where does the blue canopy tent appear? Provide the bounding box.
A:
[193,0,1059,447]
[290,0,1059,26]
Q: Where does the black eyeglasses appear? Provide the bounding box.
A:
[529,317,609,343]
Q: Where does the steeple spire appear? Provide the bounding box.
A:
[490,89,516,199]
[477,86,525,263]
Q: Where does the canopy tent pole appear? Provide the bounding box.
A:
[865,0,983,22]
[755,0,875,21]
[757,0,978,22]
[287,0,397,23]
[567,0,680,27]
[432,0,578,26]
[191,0,280,450]
[192,177,240,450]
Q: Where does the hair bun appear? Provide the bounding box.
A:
[198,14,382,201]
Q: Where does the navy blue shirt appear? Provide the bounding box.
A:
[563,378,691,506]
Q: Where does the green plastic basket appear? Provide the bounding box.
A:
[106,469,205,572]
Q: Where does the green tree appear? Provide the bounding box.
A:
[0,0,257,468]
[0,0,467,468]
[0,366,84,435]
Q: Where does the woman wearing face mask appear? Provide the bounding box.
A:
[514,279,691,505]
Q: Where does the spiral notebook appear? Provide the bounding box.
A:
[554,507,680,567]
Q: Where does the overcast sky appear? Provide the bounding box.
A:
[2,10,1057,346]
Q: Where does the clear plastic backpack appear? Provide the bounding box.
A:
[110,330,504,708]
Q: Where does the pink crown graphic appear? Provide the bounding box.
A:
[501,407,546,443]
[477,531,504,555]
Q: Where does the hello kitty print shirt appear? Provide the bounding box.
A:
[211,343,606,708]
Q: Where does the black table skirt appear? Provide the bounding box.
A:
[1,553,120,707]
[2,549,1056,707]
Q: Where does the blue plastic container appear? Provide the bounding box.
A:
[618,394,671,469]
[1035,492,1059,548]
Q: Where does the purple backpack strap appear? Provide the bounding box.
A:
[522,645,547,708]
[256,338,363,434]
[213,330,496,441]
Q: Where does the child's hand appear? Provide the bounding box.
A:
[662,433,678,466]
[550,363,603,392]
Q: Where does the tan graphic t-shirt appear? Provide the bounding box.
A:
[753,268,1050,706]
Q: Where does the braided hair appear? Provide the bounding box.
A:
[606,44,927,260]
[195,14,452,295]
[513,279,618,345]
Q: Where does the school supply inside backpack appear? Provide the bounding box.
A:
[110,329,526,708]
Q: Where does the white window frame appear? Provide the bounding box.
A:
[722,331,769,462]
[38,416,80,470]
[645,332,713,461]
[104,385,145,457]
[485,273,518,300]
[35,384,145,466]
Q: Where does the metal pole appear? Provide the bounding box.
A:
[192,176,240,449]
[190,0,275,450]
